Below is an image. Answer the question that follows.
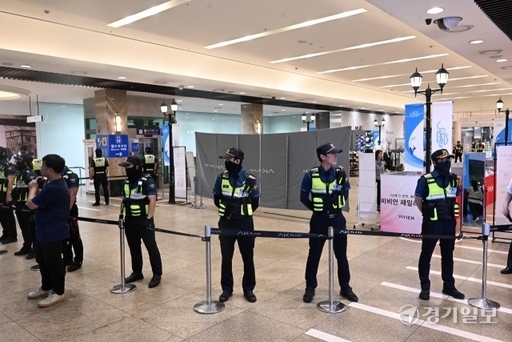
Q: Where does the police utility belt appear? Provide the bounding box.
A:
[422,173,460,221]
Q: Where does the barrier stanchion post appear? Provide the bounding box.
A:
[468,222,500,310]
[317,226,346,314]
[194,225,225,314]
[110,218,136,294]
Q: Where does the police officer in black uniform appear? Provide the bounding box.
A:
[89,148,109,206]
[453,141,463,163]
[61,166,83,272]
[12,154,37,256]
[213,148,260,303]
[119,156,162,288]
[300,143,358,303]
[0,146,18,244]
[414,149,464,300]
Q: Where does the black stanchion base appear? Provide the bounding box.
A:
[317,300,346,313]
[0,250,7,255]
[30,264,39,271]
[110,283,136,294]
[193,300,225,314]
[468,298,500,311]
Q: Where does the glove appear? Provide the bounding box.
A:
[143,217,155,230]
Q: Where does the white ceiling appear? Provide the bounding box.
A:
[0,0,511,116]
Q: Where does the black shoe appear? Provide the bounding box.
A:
[67,262,82,272]
[0,237,17,244]
[124,272,144,283]
[501,267,512,274]
[442,288,465,299]
[92,203,100,206]
[30,264,40,271]
[219,291,232,302]
[148,275,161,288]
[340,288,359,302]
[26,252,36,260]
[14,248,31,256]
[303,287,315,303]
[244,291,257,303]
[419,290,430,300]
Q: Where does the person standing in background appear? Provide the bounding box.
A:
[0,146,18,244]
[453,141,463,163]
[89,148,109,206]
[375,150,386,213]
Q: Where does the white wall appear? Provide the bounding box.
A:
[36,103,85,169]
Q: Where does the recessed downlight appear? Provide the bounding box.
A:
[187,85,194,88]
[239,92,245,94]
[176,100,183,103]
[118,76,126,79]
[426,7,444,14]
[20,64,32,68]
[469,39,483,44]
[497,59,508,63]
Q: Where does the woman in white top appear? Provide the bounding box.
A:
[375,150,386,212]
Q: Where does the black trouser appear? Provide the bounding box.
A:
[62,217,83,264]
[0,204,17,239]
[124,221,162,276]
[454,153,462,163]
[36,240,65,295]
[93,174,109,204]
[218,216,255,293]
[305,213,351,291]
[376,179,381,207]
[468,202,482,220]
[15,208,33,250]
[418,218,456,290]
[505,242,512,268]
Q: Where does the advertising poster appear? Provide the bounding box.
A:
[161,124,180,166]
[462,152,486,224]
[494,145,512,226]
[404,104,424,171]
[431,101,453,152]
[380,173,423,233]
[493,119,512,145]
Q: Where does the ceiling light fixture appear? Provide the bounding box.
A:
[20,64,32,68]
[469,40,483,44]
[319,53,448,74]
[187,85,194,88]
[107,0,191,28]
[270,35,415,63]
[352,66,470,82]
[497,59,508,63]
[205,8,367,49]
[381,75,489,88]
[426,7,444,14]
[118,76,126,79]
[453,82,501,88]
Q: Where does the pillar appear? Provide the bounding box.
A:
[94,89,128,179]
[241,103,263,134]
[315,112,330,130]
[453,120,461,146]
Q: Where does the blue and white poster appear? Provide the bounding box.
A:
[161,124,180,166]
[493,118,512,145]
[404,103,424,171]
[95,134,128,158]
[432,101,453,152]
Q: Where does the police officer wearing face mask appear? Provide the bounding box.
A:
[89,148,109,206]
[12,154,37,257]
[213,148,260,303]
[301,143,357,304]
[119,156,162,288]
[414,149,464,301]
[0,146,18,244]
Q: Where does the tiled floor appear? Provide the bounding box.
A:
[0,183,511,342]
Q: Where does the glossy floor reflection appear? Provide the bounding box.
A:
[0,184,511,342]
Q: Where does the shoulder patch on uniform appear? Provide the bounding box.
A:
[149,183,155,188]
[70,178,76,183]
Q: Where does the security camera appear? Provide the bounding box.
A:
[178,85,184,90]
[425,18,432,25]
[433,16,462,31]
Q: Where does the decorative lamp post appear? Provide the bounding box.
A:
[410,64,449,173]
[496,97,509,146]
[302,112,315,131]
[374,117,385,146]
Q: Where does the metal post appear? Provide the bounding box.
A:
[194,225,225,314]
[317,226,346,313]
[468,223,500,310]
[378,125,382,146]
[111,221,136,294]
[168,114,176,204]
[425,86,432,173]
[506,109,510,146]
[307,121,310,131]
